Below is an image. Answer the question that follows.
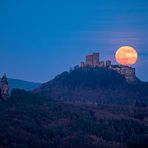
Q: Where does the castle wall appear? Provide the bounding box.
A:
[111,66,136,82]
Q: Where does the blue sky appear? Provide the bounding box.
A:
[0,0,148,82]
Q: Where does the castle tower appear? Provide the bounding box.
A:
[1,74,9,100]
[86,55,93,66]
[93,52,100,66]
[86,53,100,67]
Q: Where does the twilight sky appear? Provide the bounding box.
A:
[0,0,148,82]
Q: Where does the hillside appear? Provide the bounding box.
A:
[0,89,147,147]
[7,78,41,91]
[34,67,148,105]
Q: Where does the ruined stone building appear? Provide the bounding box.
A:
[80,52,111,68]
[85,53,100,66]
[0,74,9,100]
[110,65,136,82]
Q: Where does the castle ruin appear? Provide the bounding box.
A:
[80,52,136,82]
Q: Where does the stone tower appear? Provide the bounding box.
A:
[1,74,9,100]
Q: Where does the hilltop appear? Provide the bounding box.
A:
[34,67,148,105]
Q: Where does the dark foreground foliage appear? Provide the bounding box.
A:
[0,89,148,148]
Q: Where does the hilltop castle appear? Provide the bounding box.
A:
[80,52,136,82]
[0,74,9,100]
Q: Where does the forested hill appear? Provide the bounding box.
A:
[34,67,148,105]
[0,89,147,147]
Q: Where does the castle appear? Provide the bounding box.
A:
[80,52,136,82]
[0,74,9,100]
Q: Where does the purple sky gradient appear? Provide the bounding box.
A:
[0,0,148,82]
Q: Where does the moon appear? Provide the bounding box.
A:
[115,46,138,65]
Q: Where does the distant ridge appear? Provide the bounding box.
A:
[7,78,41,91]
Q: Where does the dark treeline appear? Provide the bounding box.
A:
[0,89,147,147]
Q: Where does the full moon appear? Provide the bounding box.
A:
[115,46,138,65]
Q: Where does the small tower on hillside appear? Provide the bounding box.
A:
[1,74,9,100]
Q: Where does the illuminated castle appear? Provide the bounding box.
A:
[0,74,9,100]
[80,52,111,68]
[111,65,136,82]
[80,52,136,82]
